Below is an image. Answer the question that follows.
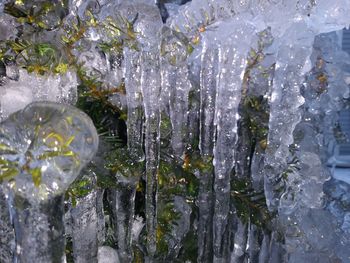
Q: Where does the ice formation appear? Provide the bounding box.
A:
[0,102,98,262]
[1,0,350,262]
[0,69,78,120]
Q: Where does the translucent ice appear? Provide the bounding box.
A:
[69,172,105,263]
[161,26,192,157]
[0,102,98,262]
[0,70,78,120]
[98,246,120,263]
[212,19,255,258]
[136,2,163,256]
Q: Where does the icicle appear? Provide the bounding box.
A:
[10,195,66,263]
[98,246,121,263]
[124,48,144,162]
[160,27,192,158]
[263,22,315,211]
[229,220,247,263]
[70,172,105,263]
[132,1,163,256]
[140,50,162,256]
[247,222,261,262]
[108,174,139,262]
[167,55,192,158]
[196,40,219,262]
[212,20,255,259]
[0,102,98,263]
[258,232,271,263]
[199,43,218,157]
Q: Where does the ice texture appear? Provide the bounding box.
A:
[0,102,98,200]
[0,102,98,262]
[196,38,217,262]
[0,189,14,263]
[278,31,350,262]
[110,0,164,257]
[123,47,144,161]
[0,69,78,121]
[98,246,120,263]
[107,174,139,262]
[161,26,192,157]
[136,2,163,256]
[263,22,314,211]
[69,172,105,263]
[2,0,350,262]
[211,19,255,259]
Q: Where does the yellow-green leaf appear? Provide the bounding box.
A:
[54,63,69,74]
[0,167,19,180]
[63,136,75,147]
[30,167,42,187]
[0,143,16,154]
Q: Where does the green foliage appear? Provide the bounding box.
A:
[65,236,74,263]
[0,39,67,75]
[1,0,138,78]
[243,95,269,150]
[158,158,199,200]
[4,0,68,30]
[155,153,201,258]
[105,148,144,178]
[156,201,181,256]
[0,2,281,260]
[231,178,274,229]
[66,174,95,207]
[281,155,300,181]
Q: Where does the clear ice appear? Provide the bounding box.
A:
[0,102,98,262]
[2,0,350,262]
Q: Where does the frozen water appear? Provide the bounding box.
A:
[0,102,98,201]
[69,172,105,263]
[0,102,98,262]
[136,2,163,256]
[123,47,144,161]
[0,69,78,120]
[2,0,350,262]
[0,189,14,263]
[161,26,192,157]
[107,175,139,262]
[212,19,256,258]
[97,246,120,263]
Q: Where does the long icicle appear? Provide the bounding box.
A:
[160,27,193,158]
[140,50,162,257]
[212,20,255,261]
[124,47,144,162]
[197,40,218,262]
[124,1,163,258]
[263,22,315,212]
[116,47,144,261]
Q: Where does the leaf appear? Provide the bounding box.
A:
[231,178,273,228]
[0,167,19,181]
[54,62,69,74]
[0,143,17,154]
[30,167,42,187]
[45,132,64,146]
[4,2,27,18]
[63,136,75,147]
[36,43,55,57]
